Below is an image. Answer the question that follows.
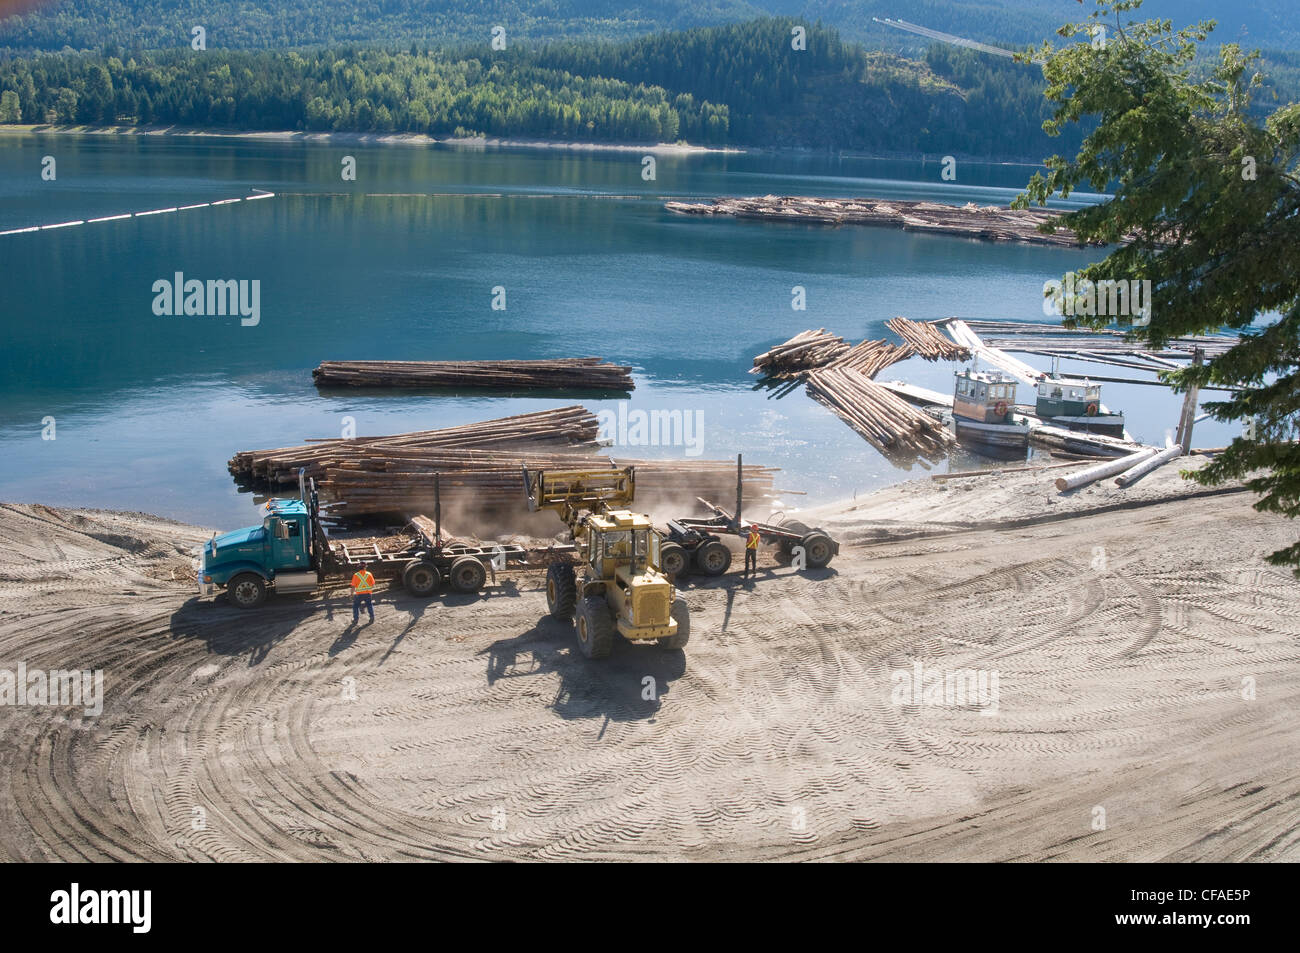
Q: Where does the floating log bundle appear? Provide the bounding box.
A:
[665,195,1097,247]
[751,329,851,378]
[952,320,1236,369]
[832,338,914,377]
[806,366,955,459]
[312,357,634,392]
[229,406,777,519]
[887,317,970,362]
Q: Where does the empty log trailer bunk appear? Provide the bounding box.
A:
[659,455,838,578]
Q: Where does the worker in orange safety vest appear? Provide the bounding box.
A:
[351,561,377,623]
[744,524,761,578]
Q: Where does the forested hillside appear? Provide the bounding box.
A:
[3,0,1299,53]
[0,19,1087,158]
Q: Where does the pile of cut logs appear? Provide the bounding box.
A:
[229,406,778,518]
[666,195,1098,247]
[887,317,970,361]
[312,357,634,392]
[228,406,601,486]
[751,329,851,378]
[833,338,914,377]
[806,366,955,459]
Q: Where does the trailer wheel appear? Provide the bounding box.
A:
[694,539,732,576]
[799,532,835,569]
[575,597,614,659]
[660,542,687,578]
[546,562,577,621]
[449,555,488,593]
[228,573,267,609]
[658,598,690,650]
[402,560,441,598]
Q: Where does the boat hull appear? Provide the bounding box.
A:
[953,415,1031,449]
[1046,414,1127,438]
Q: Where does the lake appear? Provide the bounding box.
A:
[0,133,1239,528]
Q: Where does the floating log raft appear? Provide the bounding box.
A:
[751,329,851,378]
[950,320,1236,369]
[806,366,955,459]
[832,338,914,377]
[665,195,1098,247]
[887,316,969,362]
[312,357,634,392]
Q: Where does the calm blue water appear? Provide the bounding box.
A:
[0,134,1237,528]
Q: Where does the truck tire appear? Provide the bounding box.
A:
[799,532,835,569]
[694,539,732,576]
[660,541,687,578]
[402,560,441,598]
[546,562,577,621]
[659,598,690,650]
[228,573,267,609]
[448,555,488,593]
[575,597,615,659]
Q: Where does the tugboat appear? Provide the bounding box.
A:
[951,368,1030,450]
[1033,377,1126,437]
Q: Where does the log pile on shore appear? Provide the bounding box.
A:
[229,406,777,518]
[228,407,599,485]
[887,317,970,361]
[806,366,955,459]
[312,357,634,392]
[665,195,1096,247]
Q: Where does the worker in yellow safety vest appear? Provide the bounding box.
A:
[351,562,377,623]
[744,524,761,578]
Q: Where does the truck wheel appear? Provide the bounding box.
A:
[799,532,835,569]
[546,562,577,621]
[659,598,690,650]
[660,542,687,578]
[402,560,441,598]
[694,539,732,576]
[228,573,267,609]
[575,597,615,659]
[449,555,488,593]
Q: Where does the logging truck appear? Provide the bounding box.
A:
[524,464,688,658]
[196,471,528,609]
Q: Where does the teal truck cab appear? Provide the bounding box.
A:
[196,473,531,609]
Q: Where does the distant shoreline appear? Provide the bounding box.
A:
[0,123,740,154]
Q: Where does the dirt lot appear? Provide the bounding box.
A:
[1,464,1298,861]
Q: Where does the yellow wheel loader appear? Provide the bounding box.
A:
[523,465,688,659]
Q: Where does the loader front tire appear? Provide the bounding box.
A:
[575,597,614,659]
[658,598,690,650]
[546,562,577,621]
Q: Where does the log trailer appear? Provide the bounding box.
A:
[197,471,529,609]
[659,455,838,578]
[523,464,688,658]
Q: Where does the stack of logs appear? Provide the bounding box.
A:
[229,406,778,518]
[228,406,600,486]
[751,329,851,378]
[665,195,1097,247]
[806,366,955,459]
[312,357,634,392]
[887,317,970,362]
[752,326,954,459]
